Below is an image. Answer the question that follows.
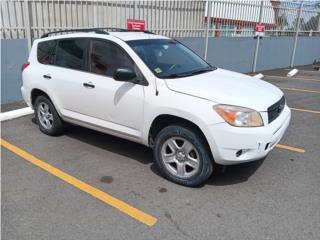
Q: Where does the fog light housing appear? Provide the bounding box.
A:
[236,150,243,157]
[265,143,270,150]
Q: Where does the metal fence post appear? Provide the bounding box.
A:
[204,1,212,60]
[133,0,136,19]
[290,0,304,67]
[24,0,32,51]
[93,1,98,27]
[252,0,264,73]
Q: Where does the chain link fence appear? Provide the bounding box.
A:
[205,0,320,37]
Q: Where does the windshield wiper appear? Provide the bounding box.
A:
[161,73,186,79]
[187,67,214,76]
[160,67,215,79]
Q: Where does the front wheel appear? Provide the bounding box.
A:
[153,125,214,187]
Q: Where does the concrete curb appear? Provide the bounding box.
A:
[253,73,264,79]
[287,69,299,77]
[0,107,33,122]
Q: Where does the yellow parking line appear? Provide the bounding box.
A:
[290,107,320,114]
[280,87,320,94]
[0,138,157,227]
[264,75,320,82]
[276,144,305,153]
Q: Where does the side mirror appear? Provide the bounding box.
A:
[113,68,137,82]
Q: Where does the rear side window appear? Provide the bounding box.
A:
[37,40,57,65]
[55,39,87,71]
[90,40,134,77]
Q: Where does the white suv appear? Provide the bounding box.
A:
[21,28,291,186]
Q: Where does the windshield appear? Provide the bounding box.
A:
[127,39,215,78]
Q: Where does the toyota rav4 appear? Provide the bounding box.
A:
[21,28,291,187]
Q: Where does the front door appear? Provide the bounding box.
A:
[52,38,145,138]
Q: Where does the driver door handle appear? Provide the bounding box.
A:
[43,74,51,79]
[83,82,95,89]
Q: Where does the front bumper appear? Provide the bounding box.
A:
[207,105,291,165]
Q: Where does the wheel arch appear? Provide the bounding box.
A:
[148,114,211,154]
[31,88,51,107]
[30,88,62,117]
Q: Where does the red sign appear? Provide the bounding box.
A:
[255,24,265,33]
[127,19,145,31]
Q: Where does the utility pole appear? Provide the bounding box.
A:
[290,0,304,67]
[204,1,212,60]
[252,0,264,73]
[317,12,320,32]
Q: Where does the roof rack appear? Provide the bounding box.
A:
[41,28,154,38]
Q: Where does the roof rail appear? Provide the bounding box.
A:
[41,28,109,38]
[41,28,154,38]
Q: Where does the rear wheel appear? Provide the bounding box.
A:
[34,95,66,136]
[154,125,213,187]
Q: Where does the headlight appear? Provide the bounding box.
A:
[213,105,263,127]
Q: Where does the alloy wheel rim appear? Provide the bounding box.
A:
[37,102,53,130]
[160,137,200,178]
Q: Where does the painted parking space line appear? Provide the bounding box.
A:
[263,75,320,82]
[279,87,320,94]
[290,107,320,115]
[276,144,305,153]
[0,138,157,227]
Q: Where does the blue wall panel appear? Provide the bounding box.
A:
[1,39,28,104]
[1,37,320,104]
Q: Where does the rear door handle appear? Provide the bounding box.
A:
[43,74,51,79]
[83,82,95,89]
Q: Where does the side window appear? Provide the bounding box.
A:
[55,39,87,71]
[37,40,57,65]
[90,40,134,77]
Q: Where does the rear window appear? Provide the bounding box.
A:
[37,40,57,65]
[55,39,88,71]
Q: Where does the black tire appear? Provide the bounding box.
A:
[34,95,66,136]
[153,125,214,187]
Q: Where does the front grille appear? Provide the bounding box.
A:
[268,96,285,123]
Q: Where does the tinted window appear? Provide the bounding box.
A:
[90,40,134,77]
[55,39,87,71]
[37,40,57,65]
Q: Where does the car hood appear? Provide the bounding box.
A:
[164,68,283,111]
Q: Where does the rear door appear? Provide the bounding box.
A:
[50,38,101,118]
[36,39,87,113]
[36,39,59,99]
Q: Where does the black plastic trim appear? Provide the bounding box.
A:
[41,28,155,38]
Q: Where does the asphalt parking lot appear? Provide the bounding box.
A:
[1,67,320,240]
